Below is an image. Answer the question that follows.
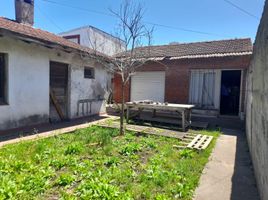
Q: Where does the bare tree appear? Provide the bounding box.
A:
[79,0,154,135]
[109,0,154,135]
[86,28,107,54]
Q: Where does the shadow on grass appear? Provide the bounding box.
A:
[0,115,108,142]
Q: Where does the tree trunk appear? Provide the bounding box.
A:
[120,82,125,135]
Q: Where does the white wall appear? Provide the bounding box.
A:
[0,36,111,130]
[69,61,111,118]
[0,37,49,130]
[59,26,126,56]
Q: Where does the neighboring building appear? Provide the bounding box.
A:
[59,26,126,56]
[113,38,252,118]
[0,0,111,131]
[246,1,268,199]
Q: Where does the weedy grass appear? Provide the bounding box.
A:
[0,126,220,200]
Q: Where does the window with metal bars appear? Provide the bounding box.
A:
[84,67,95,79]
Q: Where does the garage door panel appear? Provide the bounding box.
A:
[131,72,165,102]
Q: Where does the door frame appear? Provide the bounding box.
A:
[49,61,70,121]
[219,69,243,116]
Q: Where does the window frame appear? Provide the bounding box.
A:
[84,67,95,79]
[189,69,216,109]
[0,53,7,105]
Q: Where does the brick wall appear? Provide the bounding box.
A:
[113,55,251,109]
[113,73,130,103]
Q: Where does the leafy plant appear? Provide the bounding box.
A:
[49,159,66,170]
[0,176,17,200]
[173,182,193,199]
[104,156,120,167]
[143,139,157,149]
[64,144,83,155]
[155,194,171,200]
[179,149,195,159]
[97,130,112,146]
[76,178,120,199]
[120,143,142,156]
[56,174,75,186]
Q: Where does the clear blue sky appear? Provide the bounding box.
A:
[1,0,265,45]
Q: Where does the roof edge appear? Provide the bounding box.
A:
[135,38,252,49]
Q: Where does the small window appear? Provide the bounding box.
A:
[0,53,7,104]
[84,67,95,79]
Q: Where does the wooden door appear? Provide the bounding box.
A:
[49,61,69,122]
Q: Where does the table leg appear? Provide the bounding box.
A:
[189,109,192,127]
[182,110,186,132]
[126,106,130,123]
[152,109,156,117]
[138,108,141,119]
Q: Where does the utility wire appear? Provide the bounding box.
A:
[144,22,231,37]
[223,0,260,20]
[36,4,64,32]
[40,0,113,17]
[40,0,231,37]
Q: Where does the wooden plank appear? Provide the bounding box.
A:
[193,135,208,149]
[50,89,65,120]
[126,102,195,110]
[201,136,213,149]
[183,135,196,139]
[187,134,202,148]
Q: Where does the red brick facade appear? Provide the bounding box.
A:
[113,55,251,111]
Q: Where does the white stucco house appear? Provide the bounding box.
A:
[59,26,126,56]
[0,0,112,131]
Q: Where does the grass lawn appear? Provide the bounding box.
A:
[0,125,220,200]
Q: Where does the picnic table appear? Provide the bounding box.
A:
[126,101,195,131]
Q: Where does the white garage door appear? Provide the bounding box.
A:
[131,71,165,102]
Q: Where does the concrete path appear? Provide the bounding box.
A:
[194,129,259,200]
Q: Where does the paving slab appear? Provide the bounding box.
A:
[194,129,259,200]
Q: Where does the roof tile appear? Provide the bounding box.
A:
[118,38,253,59]
[0,17,107,57]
